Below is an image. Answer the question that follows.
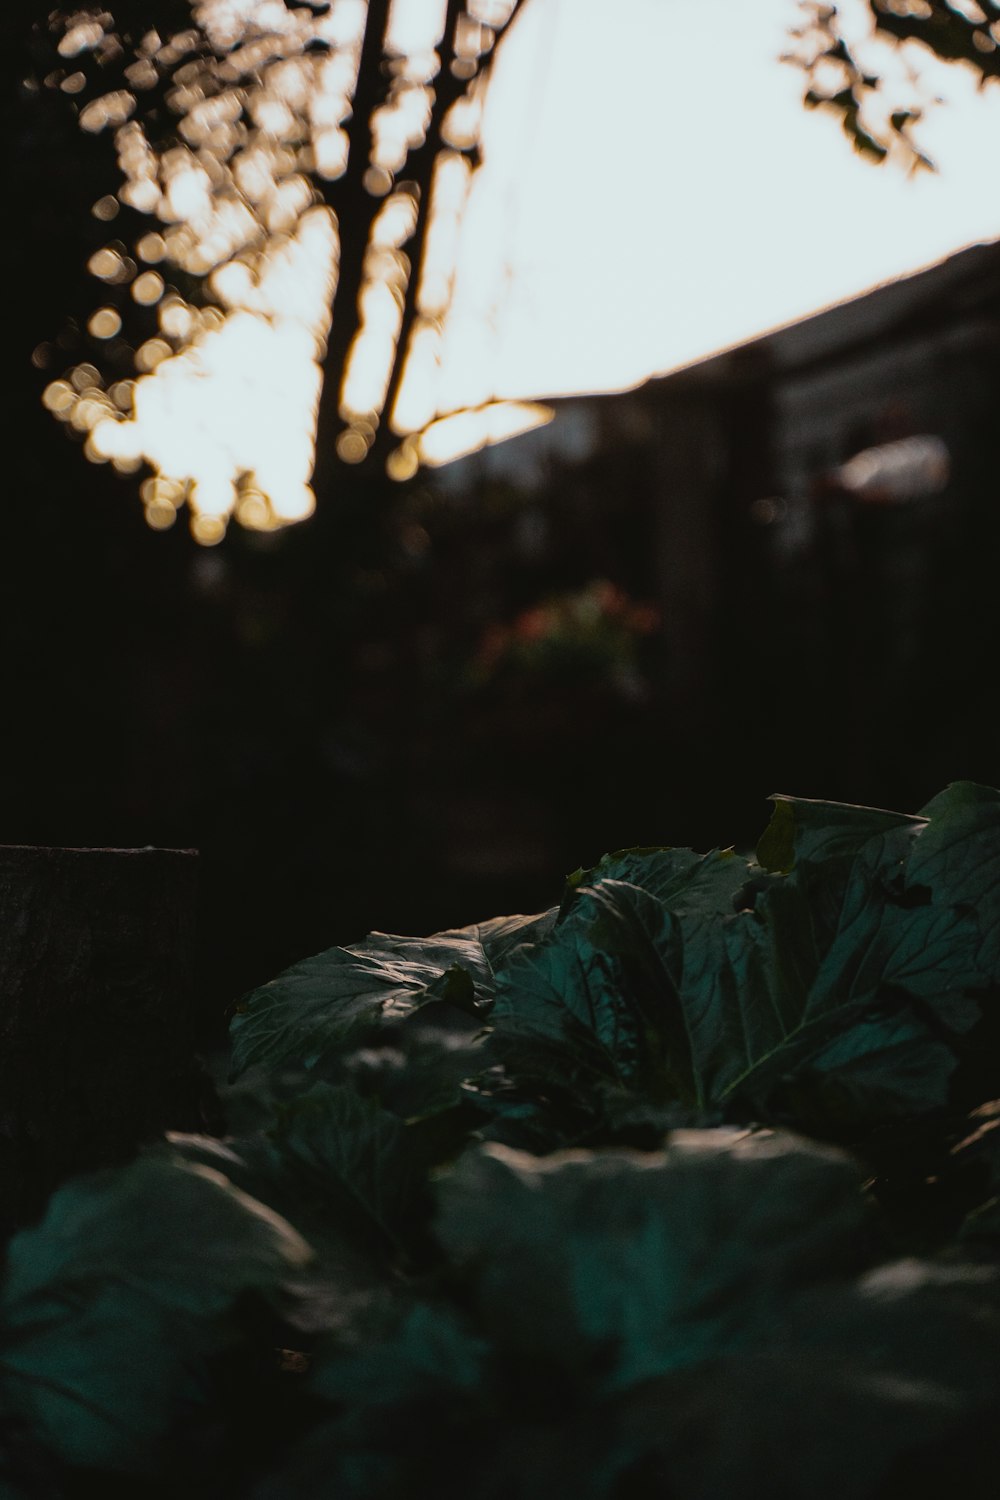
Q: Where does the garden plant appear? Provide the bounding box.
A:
[1,782,999,1496]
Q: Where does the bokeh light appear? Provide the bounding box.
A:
[41,0,524,539]
[58,20,104,58]
[132,271,165,305]
[41,380,76,416]
[88,307,123,339]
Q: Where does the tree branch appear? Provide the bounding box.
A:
[374,0,526,469]
[871,0,1000,81]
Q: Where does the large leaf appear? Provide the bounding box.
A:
[718,827,985,1115]
[310,1299,488,1408]
[909,781,1000,977]
[0,1154,310,1474]
[441,910,559,975]
[261,1082,420,1250]
[230,913,554,1079]
[494,815,985,1130]
[433,1131,871,1392]
[490,845,765,1111]
[255,1301,490,1500]
[569,845,753,908]
[613,1259,1000,1500]
[756,793,926,874]
[262,1196,1000,1500]
[491,882,680,1100]
[174,1081,431,1284]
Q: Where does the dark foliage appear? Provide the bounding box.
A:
[2,786,1000,1496]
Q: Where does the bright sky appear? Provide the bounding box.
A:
[436,0,1000,411]
[48,0,1000,535]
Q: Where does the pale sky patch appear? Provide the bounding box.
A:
[437,0,1000,408]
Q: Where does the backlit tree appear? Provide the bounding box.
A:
[28,0,529,541]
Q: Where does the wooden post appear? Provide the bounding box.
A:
[0,845,200,1229]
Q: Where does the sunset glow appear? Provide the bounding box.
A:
[39,0,1000,540]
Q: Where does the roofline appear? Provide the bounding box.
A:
[541,236,1000,406]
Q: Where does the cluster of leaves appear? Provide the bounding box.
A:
[788,0,1000,169]
[3,783,1000,1496]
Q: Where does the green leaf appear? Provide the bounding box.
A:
[179,1081,430,1286]
[309,1300,488,1408]
[442,910,558,974]
[612,1260,1000,1500]
[575,844,762,921]
[256,1302,490,1500]
[495,823,984,1131]
[342,1024,489,1126]
[0,1155,310,1474]
[758,793,925,874]
[263,1082,419,1249]
[230,914,554,1079]
[433,1131,871,1392]
[692,831,983,1117]
[909,781,1000,978]
[493,849,764,1112]
[492,881,691,1104]
[569,846,716,904]
[230,934,476,1078]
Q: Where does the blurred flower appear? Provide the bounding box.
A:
[473,579,660,697]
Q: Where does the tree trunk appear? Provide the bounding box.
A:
[311,0,394,490]
[314,0,527,482]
